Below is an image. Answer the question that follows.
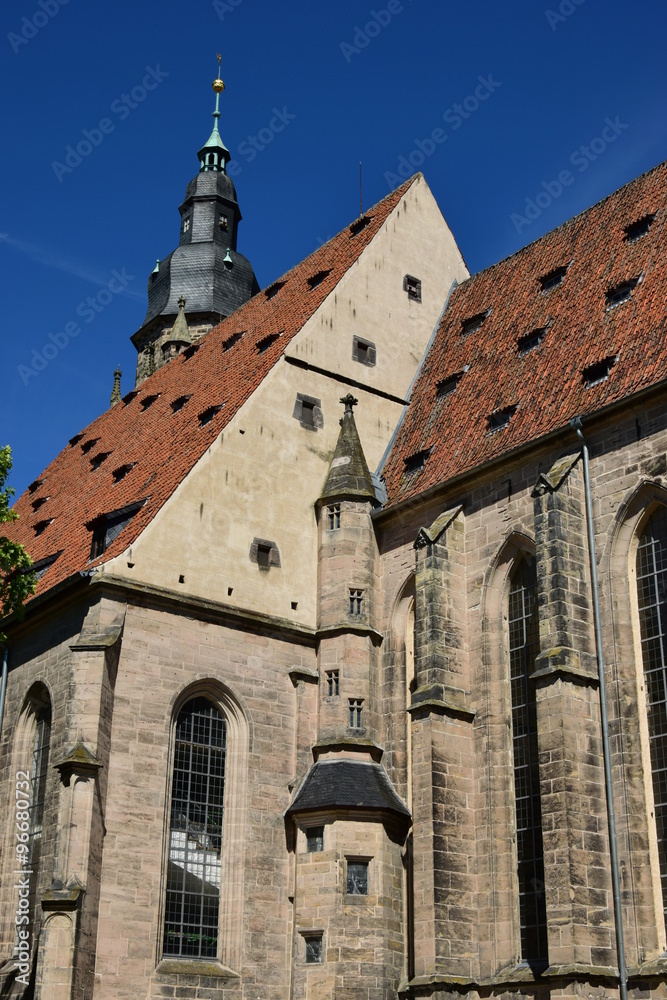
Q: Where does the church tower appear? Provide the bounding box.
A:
[131,58,259,384]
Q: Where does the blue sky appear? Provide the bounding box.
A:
[2,0,666,500]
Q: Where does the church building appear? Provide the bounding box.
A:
[2,66,667,1000]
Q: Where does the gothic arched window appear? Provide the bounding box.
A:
[508,555,547,964]
[636,507,667,926]
[163,697,226,959]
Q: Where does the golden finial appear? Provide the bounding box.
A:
[213,53,225,93]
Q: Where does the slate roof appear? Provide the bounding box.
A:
[286,759,411,818]
[319,395,378,504]
[7,177,416,604]
[382,161,667,508]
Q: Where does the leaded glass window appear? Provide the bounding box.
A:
[163,697,226,959]
[27,704,51,923]
[509,555,547,964]
[637,508,667,927]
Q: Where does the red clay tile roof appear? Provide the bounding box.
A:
[382,161,667,508]
[6,177,416,603]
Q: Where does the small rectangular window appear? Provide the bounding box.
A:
[583,355,617,387]
[293,393,322,430]
[327,504,341,530]
[349,698,363,728]
[325,669,340,697]
[198,404,222,426]
[487,404,517,432]
[404,449,431,474]
[540,266,568,292]
[349,589,363,615]
[436,368,468,397]
[403,274,422,302]
[346,860,369,895]
[352,336,376,366]
[265,281,286,300]
[304,935,323,964]
[257,333,281,354]
[307,269,332,290]
[306,826,324,852]
[223,331,244,351]
[606,279,638,308]
[90,452,111,470]
[349,215,372,236]
[461,311,489,336]
[624,214,654,243]
[517,328,546,354]
[89,502,143,559]
[250,537,280,569]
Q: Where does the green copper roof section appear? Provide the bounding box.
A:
[198,57,231,172]
[320,394,378,504]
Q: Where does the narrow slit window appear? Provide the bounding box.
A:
[325,669,340,697]
[349,589,364,615]
[348,699,364,728]
[509,555,547,964]
[327,504,341,530]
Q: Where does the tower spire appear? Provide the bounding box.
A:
[198,55,231,173]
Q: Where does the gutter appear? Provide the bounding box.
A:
[571,416,628,1000]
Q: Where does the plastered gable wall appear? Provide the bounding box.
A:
[376,401,667,991]
[98,178,468,627]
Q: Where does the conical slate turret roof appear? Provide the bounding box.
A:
[319,394,377,504]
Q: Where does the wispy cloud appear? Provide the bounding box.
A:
[0,233,144,301]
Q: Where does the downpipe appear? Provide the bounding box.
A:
[0,646,8,747]
[571,416,628,1000]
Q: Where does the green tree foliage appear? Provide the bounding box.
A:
[0,446,35,642]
